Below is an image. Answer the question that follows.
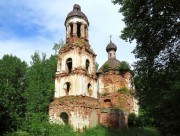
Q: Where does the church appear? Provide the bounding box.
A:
[49,4,138,131]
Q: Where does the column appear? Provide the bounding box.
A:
[80,24,85,38]
[85,26,88,40]
[73,23,77,37]
[66,24,70,39]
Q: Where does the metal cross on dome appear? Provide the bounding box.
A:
[110,34,112,41]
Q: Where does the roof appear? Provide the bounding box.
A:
[98,58,121,73]
[106,40,117,52]
[65,4,89,25]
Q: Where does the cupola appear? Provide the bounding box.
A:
[65,4,89,42]
[106,38,117,59]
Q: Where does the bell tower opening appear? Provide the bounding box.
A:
[70,24,73,37]
[77,23,81,38]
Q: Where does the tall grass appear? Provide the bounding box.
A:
[6,124,160,136]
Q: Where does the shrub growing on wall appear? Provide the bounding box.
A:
[102,64,110,72]
[118,61,131,72]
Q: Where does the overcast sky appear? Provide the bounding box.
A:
[0,0,136,67]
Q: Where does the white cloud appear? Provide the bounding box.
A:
[0,0,136,67]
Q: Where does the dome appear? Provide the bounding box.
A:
[65,4,89,25]
[98,58,120,73]
[106,41,117,52]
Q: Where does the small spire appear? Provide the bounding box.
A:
[110,34,112,42]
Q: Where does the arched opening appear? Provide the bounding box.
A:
[104,99,112,108]
[60,112,69,125]
[87,83,92,96]
[86,59,90,71]
[66,58,72,73]
[110,53,112,57]
[77,23,81,38]
[70,24,73,37]
[64,82,71,96]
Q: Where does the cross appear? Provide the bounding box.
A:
[110,34,112,41]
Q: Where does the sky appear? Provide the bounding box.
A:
[0,0,136,67]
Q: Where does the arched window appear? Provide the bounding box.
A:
[87,83,92,96]
[77,23,81,38]
[86,59,90,71]
[60,112,69,124]
[66,58,72,73]
[70,24,73,37]
[104,99,112,108]
[64,82,71,96]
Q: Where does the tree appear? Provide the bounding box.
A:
[23,52,57,114]
[52,39,66,54]
[96,62,99,72]
[112,0,180,135]
[0,55,27,134]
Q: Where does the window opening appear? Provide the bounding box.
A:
[110,53,112,57]
[64,82,71,96]
[87,83,92,96]
[104,99,112,108]
[66,58,72,73]
[86,59,90,71]
[70,24,73,37]
[77,23,81,38]
[60,112,69,124]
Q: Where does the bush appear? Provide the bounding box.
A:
[119,61,131,72]
[102,64,110,72]
[128,113,142,127]
[118,87,135,95]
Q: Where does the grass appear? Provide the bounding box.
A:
[83,125,160,136]
[6,125,160,136]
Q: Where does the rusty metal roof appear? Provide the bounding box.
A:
[65,4,89,25]
[98,58,121,73]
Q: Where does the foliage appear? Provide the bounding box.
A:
[84,125,160,136]
[118,87,134,95]
[53,39,66,54]
[113,0,180,135]
[23,52,57,114]
[102,92,110,96]
[6,124,160,136]
[102,63,110,72]
[128,113,141,127]
[138,109,155,127]
[6,113,78,136]
[0,55,27,134]
[118,61,131,72]
[96,62,99,72]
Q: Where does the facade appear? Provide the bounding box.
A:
[49,4,138,131]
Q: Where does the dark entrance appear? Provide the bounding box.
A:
[60,112,69,124]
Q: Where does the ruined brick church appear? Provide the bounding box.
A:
[49,4,138,131]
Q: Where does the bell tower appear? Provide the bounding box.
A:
[54,4,97,99]
[49,4,99,131]
[65,4,89,43]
